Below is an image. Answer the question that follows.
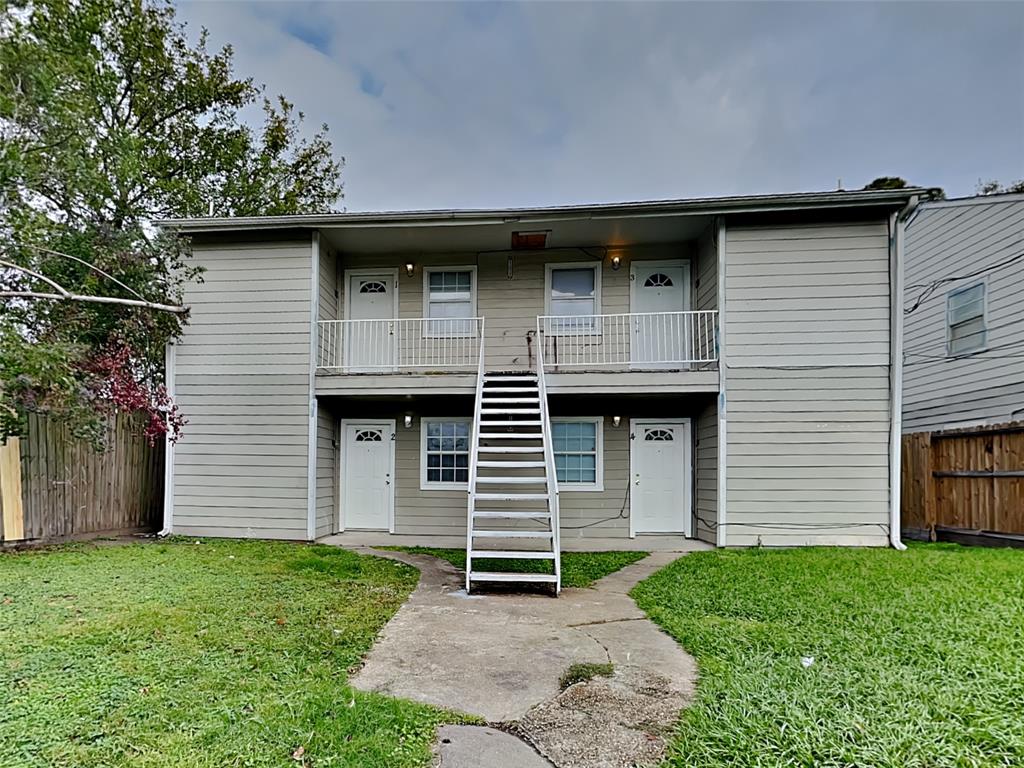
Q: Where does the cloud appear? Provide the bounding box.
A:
[176,0,1024,211]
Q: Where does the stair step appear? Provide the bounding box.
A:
[471,530,553,539]
[481,408,540,414]
[468,571,559,584]
[476,476,546,485]
[475,492,549,501]
[479,420,541,427]
[478,433,543,440]
[484,375,537,382]
[471,550,556,560]
[473,510,552,519]
[482,387,540,393]
[481,396,539,402]
[478,460,546,468]
[477,446,544,453]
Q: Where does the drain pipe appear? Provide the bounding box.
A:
[888,194,920,551]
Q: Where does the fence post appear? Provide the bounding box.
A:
[922,431,936,541]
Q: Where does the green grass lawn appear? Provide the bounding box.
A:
[0,539,466,768]
[632,543,1024,767]
[384,547,648,588]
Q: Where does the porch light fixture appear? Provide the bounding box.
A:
[405,262,415,277]
[404,414,413,429]
[612,416,621,428]
[611,255,621,271]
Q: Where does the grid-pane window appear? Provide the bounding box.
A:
[424,420,470,484]
[552,420,598,485]
[426,270,474,335]
[947,283,986,356]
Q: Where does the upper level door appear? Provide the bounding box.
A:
[629,260,691,368]
[345,271,397,371]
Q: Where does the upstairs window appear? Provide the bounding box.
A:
[947,283,987,356]
[546,264,600,332]
[425,268,475,336]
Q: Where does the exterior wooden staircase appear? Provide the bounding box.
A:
[465,356,561,593]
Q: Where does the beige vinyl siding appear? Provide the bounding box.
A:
[335,243,693,370]
[319,248,339,322]
[382,414,631,538]
[903,197,1024,432]
[694,398,717,544]
[724,222,891,547]
[173,240,313,540]
[695,224,718,312]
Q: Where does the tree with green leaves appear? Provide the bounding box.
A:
[976,179,1024,196]
[863,176,910,190]
[1,0,343,446]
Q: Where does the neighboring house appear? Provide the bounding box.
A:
[903,193,1024,432]
[159,189,922,590]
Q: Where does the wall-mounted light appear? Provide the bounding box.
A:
[404,414,413,429]
[612,416,621,428]
[405,262,415,277]
[611,255,621,271]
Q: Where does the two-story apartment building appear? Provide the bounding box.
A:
[161,189,923,591]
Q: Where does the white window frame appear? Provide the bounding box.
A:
[422,266,477,338]
[550,416,604,492]
[946,281,988,357]
[420,416,473,491]
[544,262,602,335]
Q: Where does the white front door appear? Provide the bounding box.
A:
[630,260,690,368]
[630,419,691,535]
[341,421,394,531]
[345,272,397,370]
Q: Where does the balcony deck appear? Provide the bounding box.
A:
[315,311,719,396]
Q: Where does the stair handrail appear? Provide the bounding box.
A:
[465,317,486,592]
[534,337,562,594]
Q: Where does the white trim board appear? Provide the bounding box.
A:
[306,232,320,541]
[338,419,397,533]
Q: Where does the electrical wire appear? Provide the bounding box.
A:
[904,248,1024,315]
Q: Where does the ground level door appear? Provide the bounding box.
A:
[341,420,395,531]
[630,419,691,536]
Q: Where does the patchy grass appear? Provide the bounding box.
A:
[559,662,614,690]
[384,547,647,589]
[0,539,467,768]
[631,543,1024,767]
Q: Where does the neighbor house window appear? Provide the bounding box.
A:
[947,283,987,356]
[545,264,600,333]
[421,418,471,489]
[551,418,603,490]
[424,268,476,336]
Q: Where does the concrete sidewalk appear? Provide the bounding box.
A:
[349,549,698,768]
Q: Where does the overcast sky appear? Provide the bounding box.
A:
[176,1,1024,212]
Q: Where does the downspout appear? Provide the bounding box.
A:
[888,195,920,551]
[159,340,176,536]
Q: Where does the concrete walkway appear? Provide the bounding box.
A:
[348,549,698,768]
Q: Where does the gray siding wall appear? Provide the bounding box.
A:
[694,398,718,544]
[319,248,339,322]
[903,197,1024,432]
[724,222,892,546]
[315,406,336,538]
[334,243,695,370]
[173,240,313,540]
[695,224,718,312]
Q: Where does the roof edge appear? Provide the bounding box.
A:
[157,188,932,234]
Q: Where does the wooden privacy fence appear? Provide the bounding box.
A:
[902,421,1024,539]
[0,413,164,544]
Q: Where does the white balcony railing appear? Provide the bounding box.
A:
[536,310,718,370]
[317,317,484,373]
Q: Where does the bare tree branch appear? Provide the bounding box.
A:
[25,244,148,301]
[0,290,187,314]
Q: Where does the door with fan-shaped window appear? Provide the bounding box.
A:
[345,272,397,371]
[342,421,395,530]
[630,419,691,535]
[629,260,690,368]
